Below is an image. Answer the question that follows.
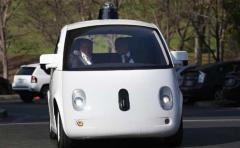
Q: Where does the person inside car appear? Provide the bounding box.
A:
[115,37,135,64]
[71,38,93,67]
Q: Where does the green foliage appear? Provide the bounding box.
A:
[93,36,108,53]
[7,1,53,55]
[4,0,240,61]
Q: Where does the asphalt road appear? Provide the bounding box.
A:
[0,101,240,148]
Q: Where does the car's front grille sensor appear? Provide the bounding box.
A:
[118,89,130,111]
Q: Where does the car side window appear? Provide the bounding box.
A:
[220,64,235,74]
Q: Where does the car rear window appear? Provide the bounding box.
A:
[16,67,35,75]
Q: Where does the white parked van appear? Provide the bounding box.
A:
[40,19,183,148]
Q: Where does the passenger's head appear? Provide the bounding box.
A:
[115,37,131,54]
[73,38,93,58]
[78,38,93,57]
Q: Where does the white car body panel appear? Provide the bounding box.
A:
[66,19,156,32]
[50,69,182,139]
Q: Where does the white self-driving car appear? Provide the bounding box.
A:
[40,19,183,148]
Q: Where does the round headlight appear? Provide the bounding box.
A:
[72,89,86,111]
[163,96,171,104]
[159,87,173,110]
[74,97,84,107]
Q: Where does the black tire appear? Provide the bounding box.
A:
[0,85,8,95]
[41,85,49,100]
[163,119,183,147]
[183,97,195,105]
[19,92,33,103]
[49,121,57,139]
[214,88,223,102]
[57,112,72,148]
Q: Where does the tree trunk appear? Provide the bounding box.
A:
[179,38,185,51]
[194,36,202,65]
[215,0,220,62]
[166,0,170,45]
[0,35,8,79]
[207,22,211,64]
[220,29,225,61]
[216,32,220,62]
[107,35,116,53]
[0,0,12,79]
[2,53,8,79]
[0,17,8,79]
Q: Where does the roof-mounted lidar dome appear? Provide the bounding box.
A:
[98,2,118,19]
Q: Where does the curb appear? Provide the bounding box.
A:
[0,108,8,118]
[194,100,240,108]
[194,101,216,108]
[0,94,21,103]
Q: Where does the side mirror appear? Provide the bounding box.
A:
[170,51,188,67]
[40,54,58,69]
[40,64,51,75]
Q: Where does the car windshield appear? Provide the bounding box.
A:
[63,25,172,70]
[16,67,35,75]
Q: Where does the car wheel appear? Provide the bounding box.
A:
[49,121,56,139]
[57,112,72,148]
[41,86,49,100]
[0,85,8,95]
[214,88,223,102]
[19,92,33,103]
[162,118,183,146]
[183,97,195,104]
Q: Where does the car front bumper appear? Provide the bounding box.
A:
[62,113,182,139]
